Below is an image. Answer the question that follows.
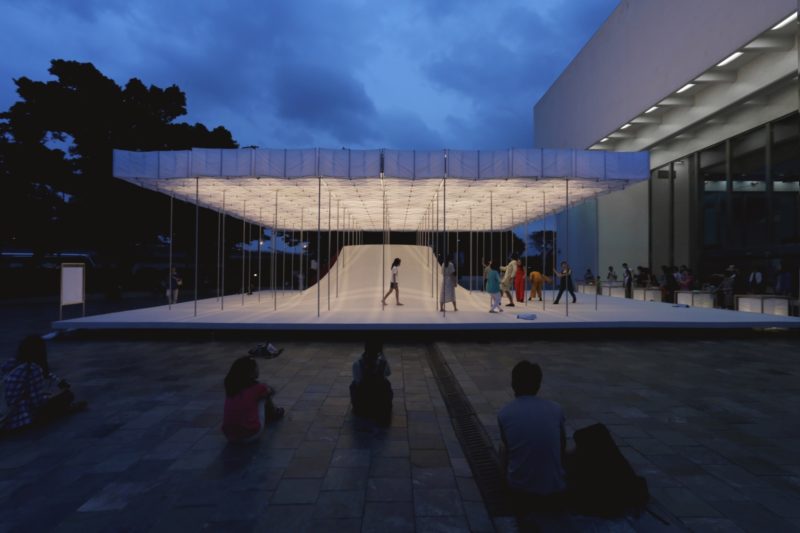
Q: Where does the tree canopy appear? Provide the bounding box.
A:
[0,59,237,255]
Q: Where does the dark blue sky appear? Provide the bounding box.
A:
[1,0,619,150]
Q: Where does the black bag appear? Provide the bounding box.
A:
[569,423,649,517]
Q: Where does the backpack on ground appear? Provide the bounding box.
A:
[569,423,650,517]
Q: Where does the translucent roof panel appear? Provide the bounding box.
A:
[113,148,649,231]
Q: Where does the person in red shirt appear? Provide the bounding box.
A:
[222,356,284,443]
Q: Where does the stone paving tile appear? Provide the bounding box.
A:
[440,336,800,532]
[3,300,800,532]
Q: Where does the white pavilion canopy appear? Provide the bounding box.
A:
[113,148,649,231]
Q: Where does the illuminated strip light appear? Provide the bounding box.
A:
[677,83,695,94]
[717,52,743,67]
[645,106,658,114]
[600,138,609,143]
[620,124,631,130]
[772,12,797,30]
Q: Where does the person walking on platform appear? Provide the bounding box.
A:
[500,254,518,307]
[440,254,458,312]
[486,260,503,313]
[382,258,403,306]
[553,261,576,304]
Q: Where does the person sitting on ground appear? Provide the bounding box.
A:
[350,339,393,424]
[222,356,284,443]
[498,361,567,515]
[1,335,87,432]
[584,268,595,285]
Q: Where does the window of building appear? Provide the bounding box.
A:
[730,126,766,192]
[771,112,800,244]
[700,142,726,192]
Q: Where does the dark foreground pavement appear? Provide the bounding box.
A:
[0,297,798,532]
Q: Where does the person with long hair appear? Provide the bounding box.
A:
[440,253,458,312]
[515,257,526,302]
[350,338,393,424]
[222,356,284,443]
[381,257,403,306]
[1,335,87,431]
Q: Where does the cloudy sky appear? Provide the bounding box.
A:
[1,0,619,151]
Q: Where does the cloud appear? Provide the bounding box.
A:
[0,0,619,151]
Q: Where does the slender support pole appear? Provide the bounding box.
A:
[469,208,473,293]
[300,209,304,290]
[290,223,294,293]
[258,208,262,303]
[327,190,331,311]
[193,177,199,317]
[490,191,494,269]
[595,197,599,311]
[216,204,221,301]
[221,192,226,310]
[241,200,246,306]
[543,192,546,312]
[336,199,340,298]
[317,176,321,318]
[565,179,570,317]
[168,194,174,311]
[380,175,386,310]
[525,201,529,307]
[273,191,278,310]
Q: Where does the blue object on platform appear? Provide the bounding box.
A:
[672,304,690,308]
[516,313,537,320]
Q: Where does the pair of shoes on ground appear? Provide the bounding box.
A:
[505,303,515,307]
[249,343,283,358]
[489,308,504,313]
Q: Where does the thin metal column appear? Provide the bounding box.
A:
[221,192,226,310]
[336,199,340,298]
[327,191,331,311]
[241,200,246,306]
[525,201,529,307]
[258,208,262,303]
[168,194,174,311]
[216,203,221,301]
[565,179,570,317]
[193,177,199,317]
[317,176,321,318]
[273,191,278,310]
[543,192,546,312]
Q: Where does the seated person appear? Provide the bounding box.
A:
[498,361,567,514]
[1,335,87,432]
[583,268,595,284]
[222,356,284,443]
[350,339,393,424]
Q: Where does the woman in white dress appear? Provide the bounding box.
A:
[382,258,403,306]
[440,254,458,312]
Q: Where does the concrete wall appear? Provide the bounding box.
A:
[598,182,649,272]
[534,0,797,150]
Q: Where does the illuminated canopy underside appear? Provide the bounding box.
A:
[113,148,649,231]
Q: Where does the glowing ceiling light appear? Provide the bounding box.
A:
[620,124,631,130]
[600,137,609,143]
[717,52,743,67]
[772,12,797,30]
[645,106,658,114]
[677,83,695,94]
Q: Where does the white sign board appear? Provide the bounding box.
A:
[61,263,85,306]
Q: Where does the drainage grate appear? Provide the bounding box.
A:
[424,343,512,517]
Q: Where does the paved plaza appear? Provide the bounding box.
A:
[0,298,799,532]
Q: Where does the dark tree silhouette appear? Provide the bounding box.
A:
[0,59,237,258]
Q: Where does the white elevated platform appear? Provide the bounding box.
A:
[53,245,800,332]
